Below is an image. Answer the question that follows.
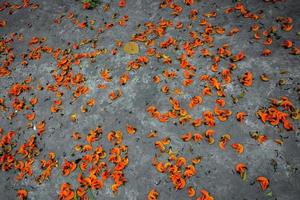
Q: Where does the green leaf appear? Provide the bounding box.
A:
[74,192,78,200]
[242,171,247,181]
[123,42,139,54]
[266,191,272,197]
[237,92,245,99]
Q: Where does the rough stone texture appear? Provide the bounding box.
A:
[0,0,299,200]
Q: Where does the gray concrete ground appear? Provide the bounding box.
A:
[0,0,300,199]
